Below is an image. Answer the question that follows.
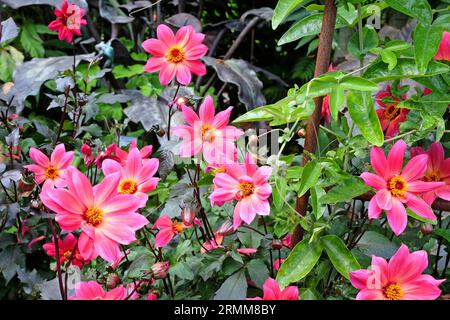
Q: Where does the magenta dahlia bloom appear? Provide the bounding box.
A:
[210,153,272,229]
[40,168,148,263]
[360,140,444,235]
[410,142,450,205]
[248,277,298,300]
[25,144,74,188]
[172,96,244,164]
[102,147,159,207]
[350,244,444,300]
[48,0,87,43]
[69,281,127,300]
[142,24,208,85]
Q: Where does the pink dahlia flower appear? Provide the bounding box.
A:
[360,140,444,235]
[248,277,298,300]
[142,24,208,85]
[115,140,153,164]
[350,244,444,300]
[434,31,450,61]
[153,215,187,248]
[210,153,272,229]
[25,144,74,187]
[172,96,244,164]
[48,0,87,43]
[375,86,409,139]
[409,142,450,205]
[40,168,148,263]
[43,233,86,269]
[102,147,159,207]
[69,281,127,300]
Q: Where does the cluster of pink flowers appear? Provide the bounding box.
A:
[27,143,159,264]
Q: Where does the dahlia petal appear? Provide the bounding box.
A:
[175,25,193,48]
[213,172,239,188]
[407,181,445,194]
[370,147,389,179]
[55,212,84,231]
[180,105,200,126]
[50,144,66,164]
[101,194,140,215]
[281,286,299,300]
[183,60,206,76]
[78,232,97,261]
[386,198,407,235]
[155,228,174,248]
[156,24,176,47]
[435,185,450,201]
[101,159,122,176]
[142,38,168,56]
[144,57,165,73]
[253,166,272,186]
[138,158,159,182]
[104,287,128,300]
[262,278,281,300]
[185,44,209,60]
[94,230,122,263]
[375,189,392,210]
[69,168,94,208]
[175,64,192,85]
[126,148,142,178]
[355,289,385,300]
[387,140,407,175]
[236,198,256,225]
[401,275,444,300]
[360,172,386,190]
[405,195,436,220]
[159,63,177,85]
[428,142,444,172]
[349,269,373,290]
[29,147,50,167]
[199,96,215,124]
[93,173,121,207]
[99,223,136,245]
[402,154,428,182]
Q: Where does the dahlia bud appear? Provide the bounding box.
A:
[106,273,121,289]
[151,261,170,279]
[420,223,433,235]
[30,199,41,210]
[19,179,35,193]
[173,97,187,111]
[216,220,234,237]
[181,208,196,227]
[297,128,306,138]
[271,239,283,250]
[81,144,94,166]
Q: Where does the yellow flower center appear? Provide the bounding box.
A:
[44,165,60,180]
[85,207,104,226]
[425,172,441,182]
[173,222,184,234]
[384,283,404,300]
[166,46,185,63]
[239,182,255,198]
[63,250,72,260]
[118,178,138,195]
[211,166,226,176]
[201,124,216,143]
[387,176,408,198]
[384,104,401,121]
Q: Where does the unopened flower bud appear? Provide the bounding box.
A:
[420,223,433,235]
[151,261,170,279]
[106,273,121,289]
[174,97,187,111]
[181,208,196,227]
[30,199,41,210]
[216,220,234,236]
[297,128,306,138]
[19,180,35,193]
[271,239,283,250]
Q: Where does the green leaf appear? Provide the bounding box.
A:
[329,85,344,121]
[384,0,432,26]
[20,23,45,58]
[310,186,326,219]
[413,23,444,73]
[348,26,379,59]
[347,91,384,146]
[320,177,371,204]
[321,235,360,280]
[406,208,437,225]
[214,269,248,300]
[247,259,270,288]
[339,76,379,91]
[434,228,450,243]
[364,59,450,82]
[297,160,322,197]
[272,0,304,29]
[380,49,397,70]
[385,40,411,51]
[276,239,323,289]
[273,176,287,211]
[278,14,348,46]
[298,288,322,300]
[355,231,400,259]
[233,96,293,124]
